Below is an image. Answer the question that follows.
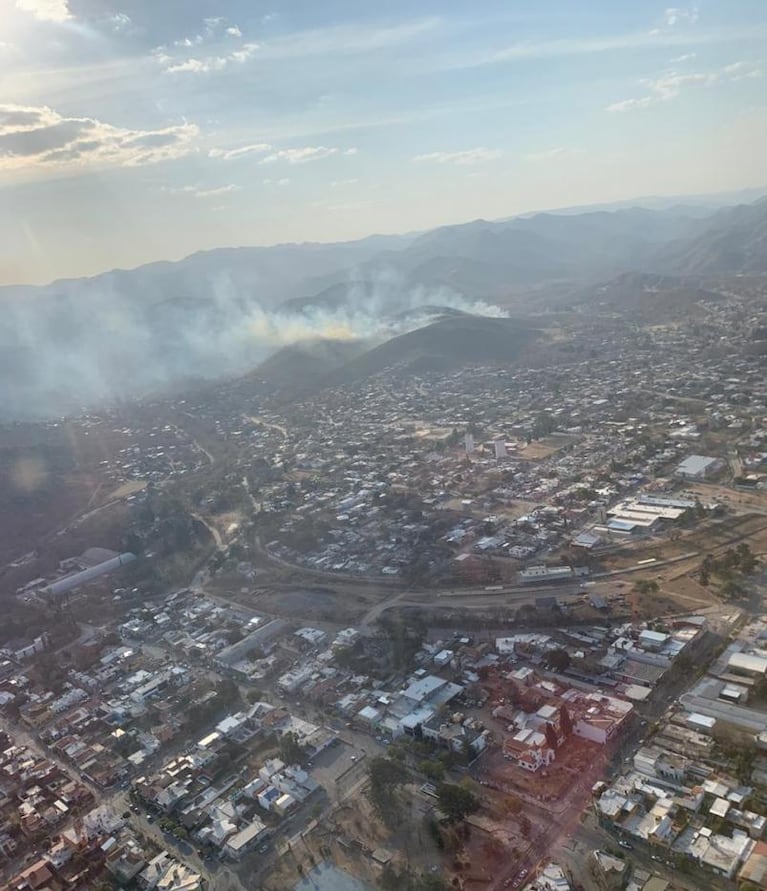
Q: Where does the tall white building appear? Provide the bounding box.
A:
[494,438,507,460]
[464,433,474,454]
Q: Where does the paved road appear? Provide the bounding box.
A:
[559,818,736,891]
[192,511,224,548]
[245,414,288,440]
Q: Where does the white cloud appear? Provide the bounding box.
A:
[606,95,655,113]
[664,7,699,27]
[209,143,272,161]
[606,61,762,112]
[229,43,260,63]
[162,184,239,198]
[174,36,204,48]
[15,0,71,23]
[524,146,577,162]
[260,146,339,164]
[669,52,696,63]
[441,20,767,73]
[0,103,198,172]
[108,12,132,32]
[160,17,437,75]
[157,17,256,72]
[344,147,359,155]
[166,57,224,74]
[165,42,260,74]
[413,147,502,165]
[150,17,438,93]
[263,177,290,185]
[214,144,350,168]
[723,61,764,80]
[606,72,713,112]
[330,178,359,187]
[195,184,239,197]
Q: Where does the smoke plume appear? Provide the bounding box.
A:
[0,268,504,419]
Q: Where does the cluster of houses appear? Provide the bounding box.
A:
[500,686,634,773]
[0,734,93,854]
[168,291,767,589]
[2,805,203,891]
[132,700,331,862]
[593,615,767,885]
[85,418,207,488]
[0,726,205,891]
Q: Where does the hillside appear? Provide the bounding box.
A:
[352,206,719,298]
[318,314,541,389]
[653,199,767,276]
[570,272,724,317]
[2,194,766,419]
[244,339,371,396]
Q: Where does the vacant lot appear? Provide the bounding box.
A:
[516,434,578,461]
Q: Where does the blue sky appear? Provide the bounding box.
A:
[0,0,765,284]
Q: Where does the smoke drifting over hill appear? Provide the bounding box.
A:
[0,273,504,420]
[7,196,764,420]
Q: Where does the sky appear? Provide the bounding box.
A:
[0,0,765,285]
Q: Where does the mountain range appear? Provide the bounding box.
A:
[1,194,765,419]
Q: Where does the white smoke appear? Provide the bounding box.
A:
[0,268,506,419]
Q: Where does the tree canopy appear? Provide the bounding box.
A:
[368,756,409,826]
[436,782,479,823]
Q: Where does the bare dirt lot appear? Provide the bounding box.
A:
[225,581,390,624]
[108,479,148,500]
[262,784,443,891]
[515,434,577,461]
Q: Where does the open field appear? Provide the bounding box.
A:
[225,581,385,624]
[686,482,767,513]
[598,514,767,575]
[515,433,577,461]
[107,479,147,500]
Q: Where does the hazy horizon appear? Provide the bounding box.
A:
[2,181,766,290]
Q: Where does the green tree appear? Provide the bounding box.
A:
[736,542,757,573]
[544,722,558,750]
[560,704,573,738]
[279,731,305,766]
[436,782,479,823]
[368,756,409,827]
[419,759,445,782]
[544,648,571,673]
[424,815,444,849]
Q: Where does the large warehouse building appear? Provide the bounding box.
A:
[676,455,721,480]
[41,552,136,598]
